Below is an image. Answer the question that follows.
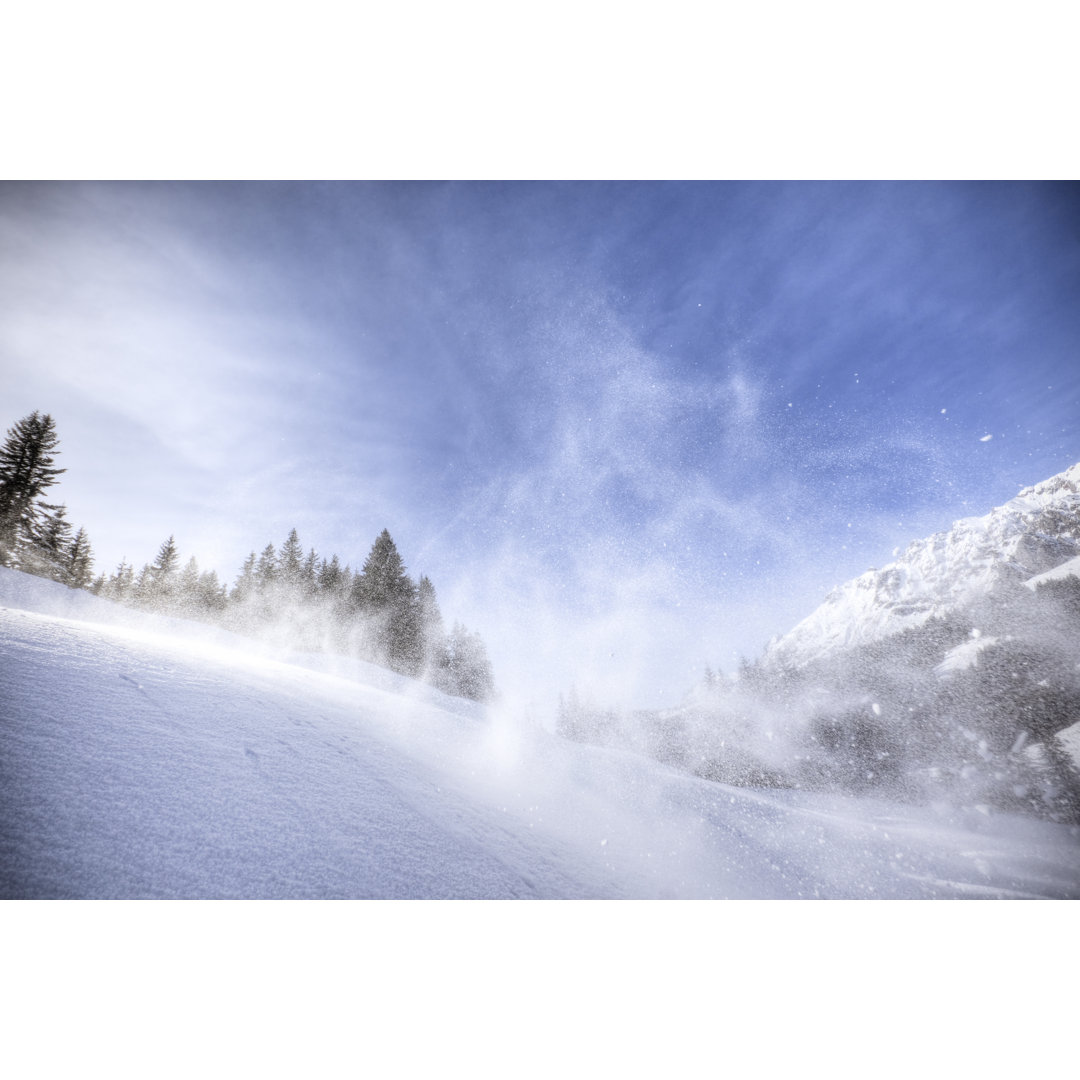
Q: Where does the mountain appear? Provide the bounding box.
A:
[556,463,1080,824]
[4,565,1079,898]
[765,462,1080,669]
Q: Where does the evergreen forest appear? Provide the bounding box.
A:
[0,411,494,702]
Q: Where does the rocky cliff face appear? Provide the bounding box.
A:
[765,463,1080,669]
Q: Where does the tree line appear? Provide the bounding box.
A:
[0,410,494,702]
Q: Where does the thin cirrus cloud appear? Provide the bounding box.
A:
[2,180,1078,711]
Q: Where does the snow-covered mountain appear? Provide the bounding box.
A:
[766,462,1080,669]
[4,566,1079,898]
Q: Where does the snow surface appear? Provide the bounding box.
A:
[1024,553,1080,590]
[3,567,1078,899]
[767,462,1080,668]
[934,630,999,677]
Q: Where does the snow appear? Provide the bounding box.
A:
[768,461,1080,667]
[1024,553,1080,590]
[3,567,1079,899]
[935,630,999,676]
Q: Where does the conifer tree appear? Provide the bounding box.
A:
[317,553,347,596]
[354,530,413,610]
[178,556,201,614]
[196,569,227,614]
[442,622,496,702]
[279,528,304,594]
[23,502,73,581]
[302,547,319,599]
[103,558,135,602]
[133,563,154,605]
[417,574,448,674]
[231,551,257,603]
[145,535,180,607]
[354,530,421,673]
[64,527,95,589]
[0,411,66,566]
[255,543,278,592]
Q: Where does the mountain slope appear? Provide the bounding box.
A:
[4,567,1079,898]
[766,462,1080,669]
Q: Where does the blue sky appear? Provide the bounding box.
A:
[2,181,1079,711]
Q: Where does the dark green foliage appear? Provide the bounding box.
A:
[21,502,74,581]
[416,575,447,673]
[0,411,494,704]
[353,530,422,675]
[64,527,95,589]
[146,536,180,606]
[316,553,347,596]
[0,411,66,567]
[355,529,411,609]
[278,528,304,594]
[302,547,319,599]
[254,543,278,591]
[101,558,135,602]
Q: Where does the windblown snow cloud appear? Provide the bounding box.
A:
[3,181,1079,714]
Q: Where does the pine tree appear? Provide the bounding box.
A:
[64,526,95,589]
[417,574,448,675]
[354,530,413,610]
[22,502,73,581]
[133,563,154,605]
[0,411,66,567]
[279,528,304,595]
[353,530,421,673]
[317,553,347,596]
[196,569,227,614]
[145,536,180,607]
[255,543,278,592]
[442,622,496,702]
[231,551,257,603]
[177,556,201,614]
[302,547,319,599]
[103,558,135,602]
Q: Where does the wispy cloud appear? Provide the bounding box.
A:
[4,181,1078,714]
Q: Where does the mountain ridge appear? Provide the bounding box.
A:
[764,462,1080,669]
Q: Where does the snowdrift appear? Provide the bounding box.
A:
[2,568,1078,899]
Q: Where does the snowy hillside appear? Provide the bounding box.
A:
[3,567,1079,898]
[767,462,1080,668]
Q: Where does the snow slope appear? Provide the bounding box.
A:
[1025,553,1080,590]
[767,462,1080,668]
[3,567,1078,899]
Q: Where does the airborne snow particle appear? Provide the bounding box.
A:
[980,434,993,442]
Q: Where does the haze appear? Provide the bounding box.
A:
[2,181,1078,714]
